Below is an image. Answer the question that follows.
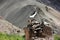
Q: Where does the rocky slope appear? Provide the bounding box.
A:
[0,0,60,34]
[36,0,60,11]
[0,17,21,34]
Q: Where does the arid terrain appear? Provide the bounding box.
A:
[0,0,60,35]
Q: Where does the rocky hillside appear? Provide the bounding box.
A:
[0,0,60,28]
[0,17,21,34]
[36,0,60,11]
[0,0,60,35]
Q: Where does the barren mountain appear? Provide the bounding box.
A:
[0,0,60,34]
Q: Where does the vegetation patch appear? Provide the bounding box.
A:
[0,32,25,40]
[54,35,60,40]
[0,32,60,40]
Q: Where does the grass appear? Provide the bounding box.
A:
[0,32,60,40]
[54,35,60,40]
[0,32,25,40]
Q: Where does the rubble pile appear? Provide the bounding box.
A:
[24,19,54,40]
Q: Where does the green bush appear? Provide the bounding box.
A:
[0,33,24,40]
[54,35,60,40]
[0,32,60,40]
